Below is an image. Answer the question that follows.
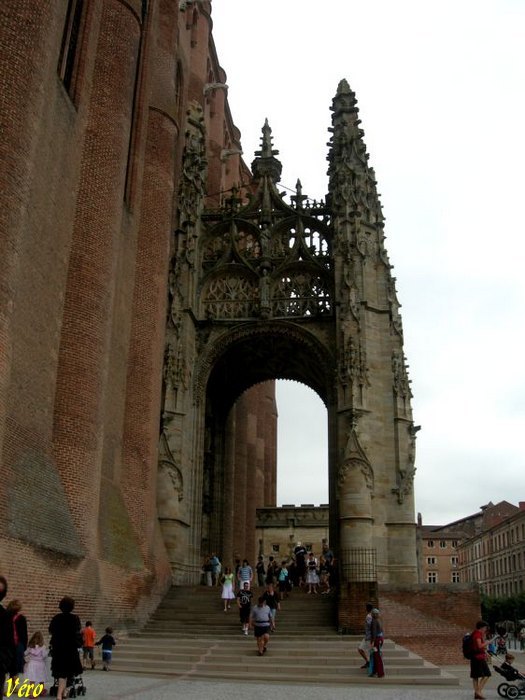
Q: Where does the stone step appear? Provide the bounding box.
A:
[121,636,399,650]
[112,658,437,676]
[143,623,336,632]
[136,630,342,639]
[117,649,422,665]
[118,585,459,687]
[147,609,334,620]
[108,659,459,686]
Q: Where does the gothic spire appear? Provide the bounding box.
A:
[251,119,282,183]
[327,80,384,224]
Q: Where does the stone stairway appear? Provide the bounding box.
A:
[111,586,459,686]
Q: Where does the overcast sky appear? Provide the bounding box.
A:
[212,0,525,525]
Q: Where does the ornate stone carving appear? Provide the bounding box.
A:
[160,462,184,502]
[163,341,176,387]
[340,268,361,323]
[158,431,183,502]
[339,336,370,388]
[392,349,412,398]
[357,231,378,262]
[387,278,403,336]
[338,428,374,493]
[178,102,207,235]
[392,467,415,505]
[202,273,258,319]
[163,338,191,391]
[272,270,332,317]
[392,423,419,504]
[198,122,334,326]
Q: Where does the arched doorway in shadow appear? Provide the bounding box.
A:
[199,323,337,569]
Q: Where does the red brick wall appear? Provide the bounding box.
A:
[379,583,481,665]
[0,0,260,639]
[224,383,277,567]
[120,106,177,557]
[338,582,379,632]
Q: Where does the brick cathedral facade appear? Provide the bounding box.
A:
[0,0,276,631]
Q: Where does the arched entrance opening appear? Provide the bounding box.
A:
[275,380,328,507]
[200,324,336,569]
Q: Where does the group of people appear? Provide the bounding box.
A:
[213,545,337,657]
[223,543,338,597]
[0,576,116,699]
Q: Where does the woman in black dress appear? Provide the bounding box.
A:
[0,576,14,698]
[6,599,28,678]
[49,597,82,700]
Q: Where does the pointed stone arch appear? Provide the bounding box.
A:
[194,320,336,410]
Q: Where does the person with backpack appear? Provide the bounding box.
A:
[469,620,491,700]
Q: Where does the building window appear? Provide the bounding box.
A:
[452,572,460,583]
[452,540,458,548]
[427,540,434,548]
[58,0,84,99]
[272,544,280,553]
[427,557,436,565]
[427,572,438,583]
[440,540,447,549]
[451,556,458,567]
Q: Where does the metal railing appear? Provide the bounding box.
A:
[341,548,377,582]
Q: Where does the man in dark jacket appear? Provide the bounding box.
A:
[0,576,15,696]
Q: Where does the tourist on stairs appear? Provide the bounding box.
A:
[250,597,274,656]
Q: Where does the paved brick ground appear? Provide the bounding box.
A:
[12,648,523,699]
[50,657,524,700]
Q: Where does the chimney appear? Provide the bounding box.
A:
[519,502,525,511]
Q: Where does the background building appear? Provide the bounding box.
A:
[417,501,524,595]
[255,505,329,562]
[458,501,525,597]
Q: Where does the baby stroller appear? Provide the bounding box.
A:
[494,662,525,699]
[49,675,87,697]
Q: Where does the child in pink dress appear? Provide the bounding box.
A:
[23,631,48,692]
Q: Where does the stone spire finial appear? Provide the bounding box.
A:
[251,119,282,183]
[327,79,383,223]
[256,118,279,159]
[333,79,359,115]
[291,178,307,209]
